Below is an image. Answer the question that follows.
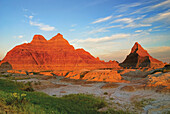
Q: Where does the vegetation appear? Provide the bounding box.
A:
[102,108,131,114]
[0,79,110,113]
[0,76,130,113]
[104,92,108,95]
[133,98,155,110]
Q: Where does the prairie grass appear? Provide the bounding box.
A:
[0,78,130,113]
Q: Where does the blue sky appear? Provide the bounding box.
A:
[0,0,170,63]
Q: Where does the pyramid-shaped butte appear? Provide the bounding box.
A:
[0,33,119,70]
[120,42,164,68]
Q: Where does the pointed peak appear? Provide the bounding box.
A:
[56,33,63,37]
[50,33,64,41]
[134,42,140,45]
[31,35,47,43]
[131,42,150,57]
[131,42,142,53]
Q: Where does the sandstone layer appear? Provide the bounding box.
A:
[82,70,122,82]
[0,62,12,72]
[120,42,164,69]
[0,33,119,70]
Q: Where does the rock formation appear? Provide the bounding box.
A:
[82,70,122,82]
[64,70,122,82]
[0,33,119,70]
[0,62,12,72]
[120,42,164,68]
[146,72,170,93]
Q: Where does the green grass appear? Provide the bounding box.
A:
[102,108,131,114]
[133,98,155,110]
[0,78,130,114]
[0,79,107,113]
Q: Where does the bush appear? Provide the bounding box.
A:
[103,108,131,114]
[133,98,155,110]
[104,92,108,95]
[5,92,27,106]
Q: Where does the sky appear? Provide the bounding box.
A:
[0,0,170,63]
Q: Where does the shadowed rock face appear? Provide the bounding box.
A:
[0,62,12,72]
[120,42,164,68]
[0,33,119,70]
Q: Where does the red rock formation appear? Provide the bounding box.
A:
[0,33,119,70]
[82,70,122,82]
[0,62,12,72]
[64,69,122,82]
[120,42,164,68]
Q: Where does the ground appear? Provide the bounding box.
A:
[0,68,170,114]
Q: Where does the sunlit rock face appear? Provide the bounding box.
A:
[120,42,164,69]
[82,70,122,82]
[0,33,119,70]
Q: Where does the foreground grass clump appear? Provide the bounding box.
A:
[0,79,108,113]
[133,98,155,110]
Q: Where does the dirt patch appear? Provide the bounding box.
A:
[120,85,135,92]
[81,84,93,87]
[60,78,97,85]
[101,83,120,89]
[33,81,67,90]
[60,91,67,93]
[38,76,55,80]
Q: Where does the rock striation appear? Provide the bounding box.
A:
[120,42,164,68]
[0,33,119,70]
[82,70,122,82]
[0,62,12,72]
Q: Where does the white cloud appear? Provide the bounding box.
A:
[22,40,28,44]
[111,15,146,27]
[135,30,143,32]
[143,11,170,23]
[115,15,123,18]
[29,16,33,19]
[92,15,112,24]
[125,23,152,28]
[151,0,170,9]
[13,35,24,39]
[111,18,133,23]
[114,2,142,12]
[18,35,23,38]
[24,15,33,19]
[71,34,130,43]
[88,25,122,34]
[29,21,55,31]
[131,0,170,15]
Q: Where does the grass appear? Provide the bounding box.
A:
[133,98,155,110]
[0,79,108,113]
[0,78,130,113]
[102,108,131,114]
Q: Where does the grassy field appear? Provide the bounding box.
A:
[0,78,129,114]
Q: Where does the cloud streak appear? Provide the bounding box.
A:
[114,2,142,12]
[29,21,55,31]
[88,25,122,34]
[131,0,170,15]
[71,34,130,43]
[143,11,170,24]
[111,18,133,23]
[92,16,112,24]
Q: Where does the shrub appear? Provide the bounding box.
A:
[133,98,155,110]
[104,92,108,95]
[103,108,131,114]
[5,92,27,106]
